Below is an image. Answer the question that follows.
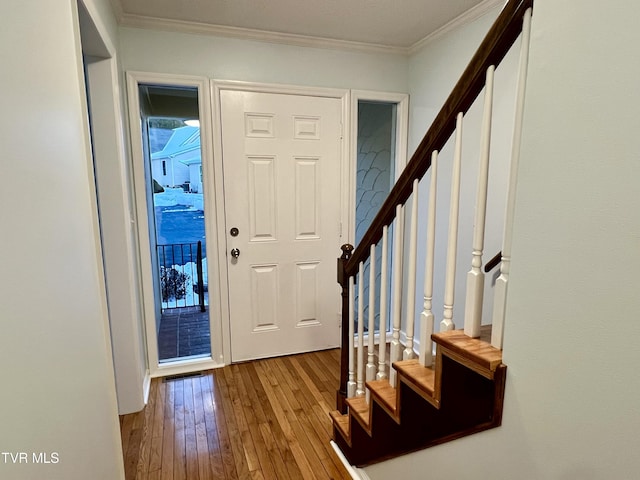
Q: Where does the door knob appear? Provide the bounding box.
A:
[230,248,240,258]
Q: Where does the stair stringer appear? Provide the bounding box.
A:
[330,330,507,467]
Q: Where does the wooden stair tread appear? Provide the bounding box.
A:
[330,410,350,444]
[346,395,371,434]
[432,329,502,371]
[393,359,436,398]
[366,379,397,420]
[333,329,507,464]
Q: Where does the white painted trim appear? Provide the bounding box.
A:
[74,5,113,398]
[87,56,149,414]
[409,0,505,54]
[114,0,502,56]
[348,90,409,245]
[198,77,227,367]
[211,79,351,364]
[213,79,349,99]
[142,370,152,404]
[355,330,392,347]
[79,0,117,56]
[330,441,372,480]
[126,71,224,377]
[150,358,224,379]
[118,13,407,56]
[108,0,124,23]
[355,328,423,355]
[400,329,422,357]
[209,80,233,365]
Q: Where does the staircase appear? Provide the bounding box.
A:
[331,328,505,466]
[331,0,533,467]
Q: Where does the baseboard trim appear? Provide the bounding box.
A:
[330,441,372,480]
[399,330,423,356]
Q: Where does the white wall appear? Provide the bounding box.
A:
[365,1,640,478]
[119,27,408,92]
[401,6,518,343]
[0,1,124,479]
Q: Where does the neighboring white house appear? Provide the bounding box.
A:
[151,125,202,192]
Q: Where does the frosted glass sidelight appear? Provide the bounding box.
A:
[355,102,396,335]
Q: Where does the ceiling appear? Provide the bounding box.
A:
[113,0,502,53]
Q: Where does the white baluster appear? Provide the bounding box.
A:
[464,65,495,338]
[442,113,464,332]
[366,245,377,402]
[356,264,365,396]
[377,226,389,380]
[492,8,533,349]
[420,151,438,367]
[389,205,404,385]
[347,275,356,398]
[403,179,419,360]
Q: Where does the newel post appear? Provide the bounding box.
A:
[336,243,353,414]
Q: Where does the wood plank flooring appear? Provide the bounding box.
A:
[119,349,351,480]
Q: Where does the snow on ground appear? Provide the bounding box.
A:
[154,187,209,309]
[162,258,209,309]
[154,187,204,211]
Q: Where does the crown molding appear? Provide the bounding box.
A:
[118,13,409,56]
[112,0,503,56]
[408,0,505,55]
[108,0,124,22]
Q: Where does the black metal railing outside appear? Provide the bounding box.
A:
[157,241,207,312]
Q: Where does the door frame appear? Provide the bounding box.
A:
[127,77,407,372]
[211,80,351,365]
[349,90,410,341]
[126,71,224,377]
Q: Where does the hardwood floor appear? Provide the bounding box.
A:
[119,349,351,480]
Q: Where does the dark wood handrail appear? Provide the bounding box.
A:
[484,251,502,273]
[344,0,533,278]
[335,0,533,414]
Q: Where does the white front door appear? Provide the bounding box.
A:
[220,90,343,362]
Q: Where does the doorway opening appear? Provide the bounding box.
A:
[137,84,211,363]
